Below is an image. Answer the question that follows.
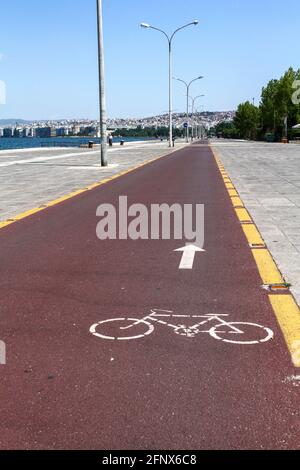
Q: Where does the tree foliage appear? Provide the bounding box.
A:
[234,102,260,140]
[260,67,300,139]
[113,126,184,138]
[214,67,300,141]
[213,121,239,139]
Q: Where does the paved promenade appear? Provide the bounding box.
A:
[0,140,185,223]
[211,140,300,304]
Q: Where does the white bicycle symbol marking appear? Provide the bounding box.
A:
[90,309,274,345]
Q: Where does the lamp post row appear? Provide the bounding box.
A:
[190,95,205,140]
[140,21,200,148]
[173,77,204,142]
[97,1,204,165]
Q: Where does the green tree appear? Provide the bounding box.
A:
[214,121,239,139]
[234,102,260,140]
[260,67,300,140]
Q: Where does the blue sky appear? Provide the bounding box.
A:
[0,0,299,120]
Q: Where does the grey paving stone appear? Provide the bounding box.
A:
[212,139,300,305]
[0,141,186,223]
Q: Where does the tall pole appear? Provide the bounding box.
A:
[141,21,199,148]
[186,84,190,143]
[191,96,204,141]
[169,41,173,147]
[97,0,108,166]
[174,77,203,143]
[192,104,195,140]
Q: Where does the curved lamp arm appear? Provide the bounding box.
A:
[141,20,199,45]
[170,20,199,43]
[173,77,188,88]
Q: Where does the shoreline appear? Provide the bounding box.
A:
[0,139,167,155]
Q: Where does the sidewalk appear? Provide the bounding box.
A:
[211,139,300,305]
[0,140,186,223]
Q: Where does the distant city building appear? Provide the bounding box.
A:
[22,127,31,137]
[80,126,98,137]
[72,125,81,135]
[35,127,56,138]
[3,127,13,138]
[56,127,68,137]
[13,128,23,137]
[0,112,236,139]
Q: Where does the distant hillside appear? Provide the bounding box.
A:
[0,119,31,125]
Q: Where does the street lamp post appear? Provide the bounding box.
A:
[97,0,108,167]
[190,95,204,139]
[140,21,199,148]
[174,76,203,142]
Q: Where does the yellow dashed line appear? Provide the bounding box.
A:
[252,249,284,285]
[242,224,265,246]
[235,208,252,223]
[211,144,300,368]
[269,295,300,368]
[231,197,244,208]
[228,189,239,197]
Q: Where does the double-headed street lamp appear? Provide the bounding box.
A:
[97,0,108,167]
[140,21,199,148]
[174,76,204,142]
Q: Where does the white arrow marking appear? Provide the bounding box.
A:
[174,244,205,270]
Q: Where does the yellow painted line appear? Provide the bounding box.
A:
[46,196,73,207]
[235,208,252,222]
[0,144,185,231]
[69,190,87,196]
[225,183,235,190]
[252,249,284,285]
[242,224,265,246]
[13,207,43,220]
[210,143,300,367]
[269,295,300,367]
[87,183,102,190]
[231,197,244,208]
[0,220,14,228]
[46,191,86,206]
[228,189,239,197]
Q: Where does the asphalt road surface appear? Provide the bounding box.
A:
[0,143,299,450]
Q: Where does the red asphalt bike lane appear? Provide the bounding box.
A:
[0,143,299,450]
